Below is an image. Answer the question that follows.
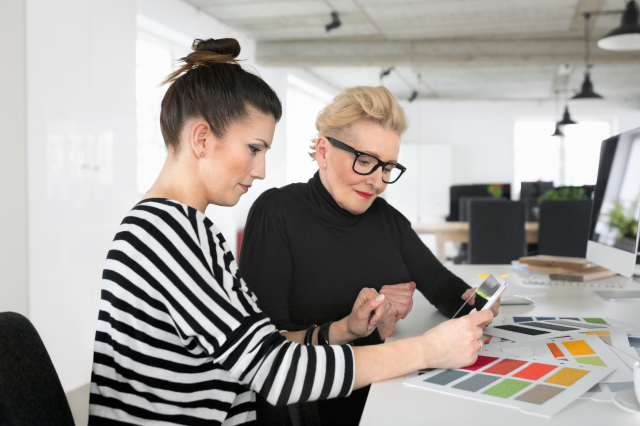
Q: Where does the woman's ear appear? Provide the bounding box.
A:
[189,120,212,158]
[316,136,328,166]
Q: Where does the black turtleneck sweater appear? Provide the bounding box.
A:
[239,172,472,425]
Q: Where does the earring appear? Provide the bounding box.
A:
[323,164,327,168]
[200,153,204,157]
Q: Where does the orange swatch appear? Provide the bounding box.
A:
[547,343,564,358]
[586,331,610,336]
[544,368,589,386]
[513,363,557,381]
[562,340,596,356]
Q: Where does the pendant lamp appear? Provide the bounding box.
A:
[573,13,604,100]
[551,123,565,137]
[598,0,640,51]
[558,106,577,125]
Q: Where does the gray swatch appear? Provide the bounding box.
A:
[549,320,604,329]
[606,382,634,392]
[587,384,602,393]
[452,374,500,392]
[520,322,578,332]
[424,370,469,386]
[494,325,549,335]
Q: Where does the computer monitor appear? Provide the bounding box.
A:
[587,127,640,278]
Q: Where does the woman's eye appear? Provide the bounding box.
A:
[358,159,370,166]
[249,145,261,155]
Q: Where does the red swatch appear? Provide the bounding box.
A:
[512,363,557,380]
[547,343,564,358]
[483,359,527,375]
[461,355,499,371]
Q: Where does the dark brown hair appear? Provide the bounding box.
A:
[159,38,282,150]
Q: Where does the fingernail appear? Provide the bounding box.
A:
[470,308,477,314]
[376,294,385,302]
[367,325,375,331]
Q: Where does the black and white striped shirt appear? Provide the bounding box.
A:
[89,199,354,425]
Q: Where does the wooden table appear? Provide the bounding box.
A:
[413,221,539,263]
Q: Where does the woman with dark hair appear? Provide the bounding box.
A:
[89,38,492,426]
[239,86,502,425]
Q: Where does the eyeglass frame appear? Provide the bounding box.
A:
[325,137,406,184]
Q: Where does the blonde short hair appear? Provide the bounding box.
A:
[309,86,408,159]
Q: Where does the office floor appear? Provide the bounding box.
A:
[66,384,90,426]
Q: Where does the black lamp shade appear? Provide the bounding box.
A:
[558,106,577,125]
[598,0,640,51]
[551,123,564,137]
[572,72,604,100]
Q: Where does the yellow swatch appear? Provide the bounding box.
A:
[586,331,610,336]
[544,368,590,386]
[562,340,596,356]
[477,273,509,279]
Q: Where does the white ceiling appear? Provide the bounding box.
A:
[182,0,640,100]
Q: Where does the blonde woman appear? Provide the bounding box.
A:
[240,86,500,425]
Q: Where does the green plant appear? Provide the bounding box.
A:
[604,200,639,242]
[538,186,588,201]
[487,184,503,198]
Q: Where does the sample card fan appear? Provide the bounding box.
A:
[484,318,625,343]
[403,351,613,418]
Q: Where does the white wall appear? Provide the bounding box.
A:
[27,0,138,392]
[0,0,28,316]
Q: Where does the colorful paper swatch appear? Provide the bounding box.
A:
[562,340,596,356]
[403,351,614,418]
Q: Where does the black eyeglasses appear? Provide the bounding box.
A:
[326,137,406,184]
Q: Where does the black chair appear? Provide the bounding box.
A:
[538,200,593,258]
[468,200,526,264]
[452,196,507,264]
[447,184,512,221]
[0,312,75,426]
[520,181,554,221]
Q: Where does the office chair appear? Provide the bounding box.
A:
[468,200,526,264]
[0,312,75,426]
[452,196,506,264]
[447,184,512,221]
[538,200,593,258]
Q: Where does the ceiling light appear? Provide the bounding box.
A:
[380,67,394,80]
[558,106,577,125]
[572,72,603,100]
[573,13,604,100]
[409,90,418,102]
[325,11,341,32]
[598,1,640,51]
[551,123,565,137]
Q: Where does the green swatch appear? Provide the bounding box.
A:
[583,318,607,324]
[557,358,568,361]
[577,356,607,367]
[483,379,531,398]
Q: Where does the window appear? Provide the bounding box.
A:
[286,75,334,184]
[514,120,611,196]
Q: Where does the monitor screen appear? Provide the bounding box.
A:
[587,127,640,277]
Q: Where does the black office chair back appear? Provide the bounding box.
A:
[459,196,506,222]
[0,312,75,426]
[538,200,593,257]
[468,200,526,264]
[447,184,512,221]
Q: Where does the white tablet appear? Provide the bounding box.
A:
[452,272,508,319]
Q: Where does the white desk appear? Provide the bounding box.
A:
[360,265,640,426]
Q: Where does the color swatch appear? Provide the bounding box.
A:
[494,325,549,336]
[520,322,578,332]
[562,340,595,356]
[576,356,606,367]
[544,367,589,386]
[404,350,615,418]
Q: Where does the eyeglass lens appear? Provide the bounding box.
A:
[354,154,402,183]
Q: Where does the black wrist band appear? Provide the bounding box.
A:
[304,324,317,346]
[317,322,332,346]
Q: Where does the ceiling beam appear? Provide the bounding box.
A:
[256,39,640,67]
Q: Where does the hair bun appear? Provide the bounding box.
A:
[193,38,241,59]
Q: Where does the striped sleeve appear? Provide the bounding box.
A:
[128,200,354,406]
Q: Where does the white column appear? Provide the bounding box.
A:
[0,0,28,316]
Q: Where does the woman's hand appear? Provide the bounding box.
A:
[332,288,388,343]
[461,288,501,319]
[421,309,494,370]
[379,281,416,320]
[375,300,396,340]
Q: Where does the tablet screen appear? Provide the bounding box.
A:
[452,274,502,318]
